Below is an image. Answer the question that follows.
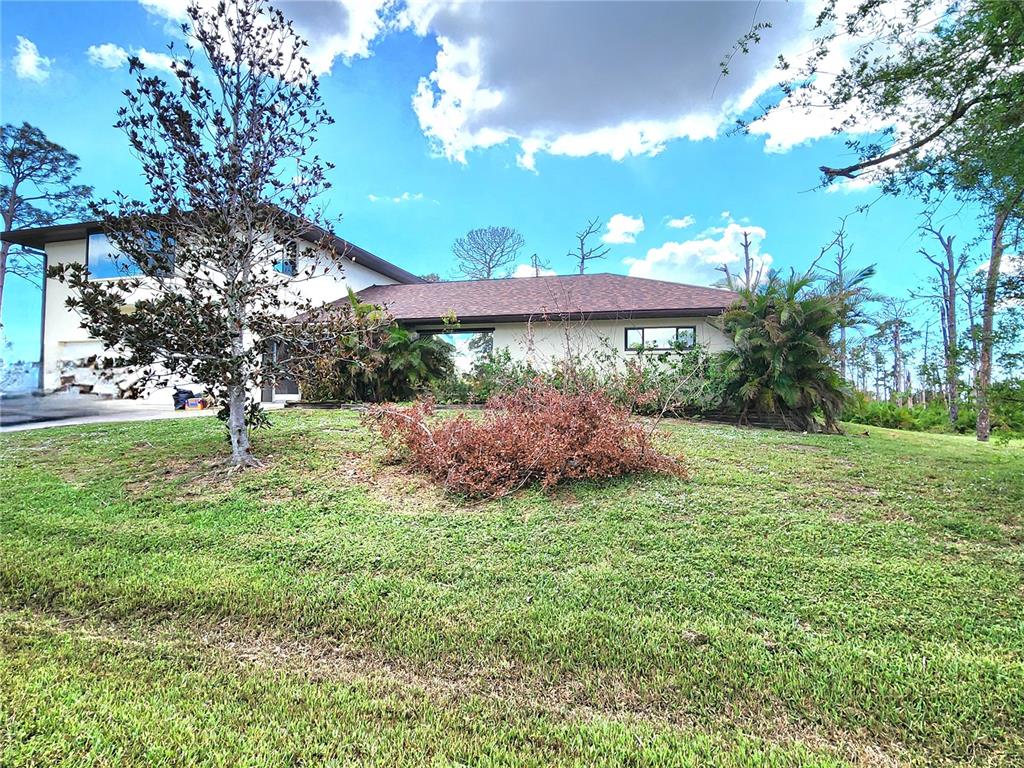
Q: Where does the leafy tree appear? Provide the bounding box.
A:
[0,122,92,314]
[738,0,1024,440]
[467,331,494,368]
[49,0,351,466]
[452,226,525,279]
[719,273,849,433]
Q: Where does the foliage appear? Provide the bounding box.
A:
[740,0,1024,441]
[436,343,730,418]
[3,411,1024,766]
[843,383,1024,439]
[719,274,849,432]
[366,382,687,499]
[294,294,454,403]
[0,122,92,311]
[46,0,345,466]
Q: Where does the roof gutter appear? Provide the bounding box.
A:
[2,218,424,286]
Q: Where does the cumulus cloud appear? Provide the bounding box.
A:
[86,42,177,73]
[512,263,557,278]
[624,219,772,285]
[127,0,894,168]
[12,36,52,82]
[666,215,695,230]
[602,214,645,245]
[138,0,390,75]
[86,42,127,68]
[367,191,424,204]
[406,1,806,167]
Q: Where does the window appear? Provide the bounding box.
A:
[275,240,298,276]
[625,325,696,352]
[87,232,139,279]
[87,231,174,279]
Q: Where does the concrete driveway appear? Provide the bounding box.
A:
[0,393,222,432]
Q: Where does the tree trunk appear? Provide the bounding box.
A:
[0,240,8,318]
[227,383,256,466]
[943,252,959,426]
[839,325,847,381]
[226,316,256,465]
[892,325,904,406]
[976,207,1009,442]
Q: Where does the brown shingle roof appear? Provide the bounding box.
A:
[352,273,738,324]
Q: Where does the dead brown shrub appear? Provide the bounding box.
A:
[364,380,688,499]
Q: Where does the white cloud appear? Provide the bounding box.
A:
[978,252,1022,276]
[138,0,390,75]
[87,42,178,74]
[745,1,903,155]
[602,214,645,245]
[666,215,696,229]
[87,43,128,68]
[719,210,731,219]
[405,1,806,167]
[512,263,557,278]
[367,191,424,204]
[12,36,52,82]
[624,219,773,285]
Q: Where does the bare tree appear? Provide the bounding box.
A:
[916,220,971,425]
[817,218,876,381]
[875,298,916,406]
[49,0,356,467]
[717,231,764,292]
[568,218,609,274]
[452,226,524,279]
[527,252,550,277]
[0,123,92,314]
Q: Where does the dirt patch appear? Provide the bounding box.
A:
[123,456,244,500]
[829,510,858,523]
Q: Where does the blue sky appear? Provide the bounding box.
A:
[1,1,985,363]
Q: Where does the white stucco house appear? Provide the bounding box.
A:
[2,220,737,403]
[353,273,737,369]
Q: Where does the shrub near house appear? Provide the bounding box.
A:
[719,274,849,432]
[367,381,687,498]
[292,293,455,403]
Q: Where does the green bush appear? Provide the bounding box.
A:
[841,382,1024,438]
[432,343,730,416]
[719,274,849,432]
[293,293,455,403]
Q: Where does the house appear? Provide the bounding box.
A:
[1,220,423,401]
[3,220,737,402]
[353,274,737,367]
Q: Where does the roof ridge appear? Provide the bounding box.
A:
[367,272,736,293]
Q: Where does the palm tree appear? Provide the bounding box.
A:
[719,273,850,433]
[821,264,877,380]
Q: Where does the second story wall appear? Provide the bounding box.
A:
[40,233,400,393]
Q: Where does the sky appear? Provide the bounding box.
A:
[0,0,987,364]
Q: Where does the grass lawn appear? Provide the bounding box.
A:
[1,410,1022,767]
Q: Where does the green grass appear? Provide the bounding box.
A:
[1,411,1022,767]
